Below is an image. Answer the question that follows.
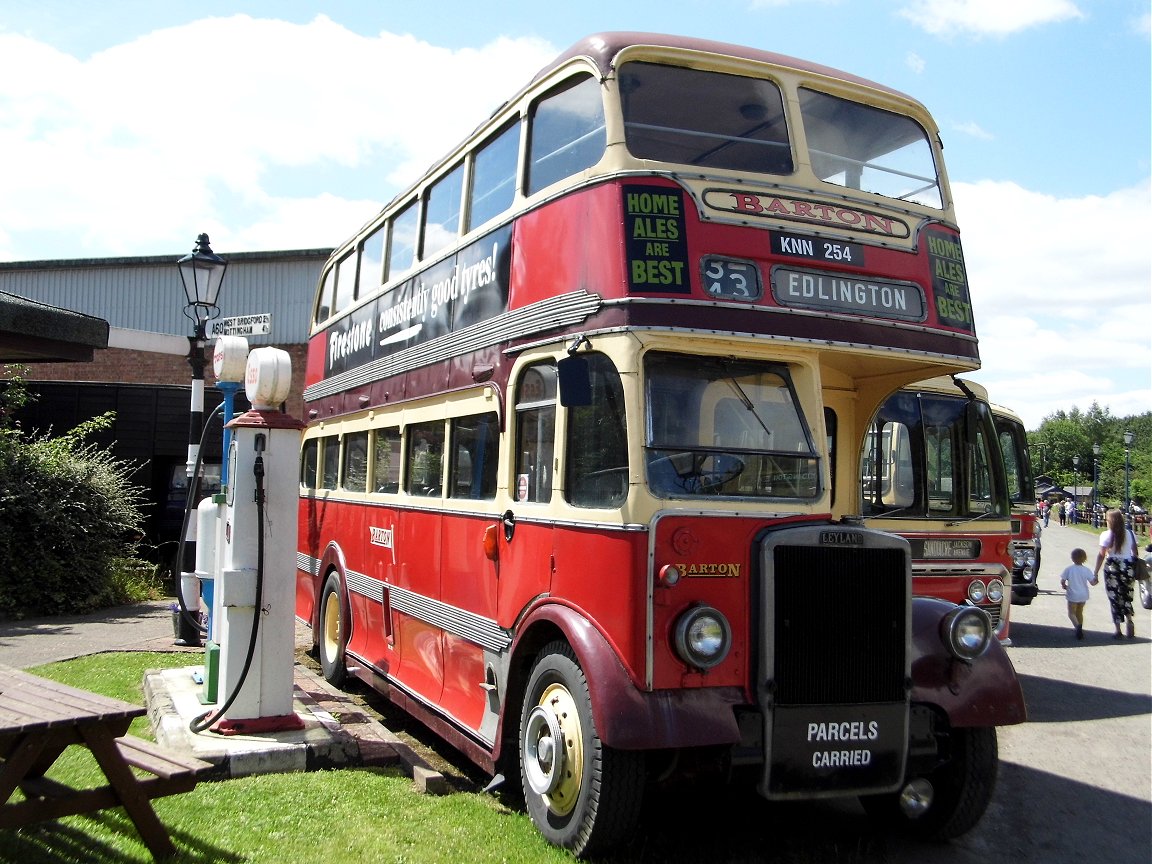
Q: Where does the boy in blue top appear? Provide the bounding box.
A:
[1060,548,1097,640]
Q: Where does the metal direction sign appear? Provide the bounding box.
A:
[208,313,271,338]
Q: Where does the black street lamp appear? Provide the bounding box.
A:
[1073,455,1080,523]
[174,233,227,646]
[1092,443,1101,527]
[1123,430,1134,521]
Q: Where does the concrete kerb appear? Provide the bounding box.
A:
[141,660,451,794]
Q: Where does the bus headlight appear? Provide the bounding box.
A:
[673,606,731,670]
[967,579,987,604]
[941,606,991,661]
[1012,548,1036,571]
[987,579,1005,604]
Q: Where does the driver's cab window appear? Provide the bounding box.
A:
[644,353,817,499]
[969,426,996,511]
[925,426,955,512]
[514,364,557,503]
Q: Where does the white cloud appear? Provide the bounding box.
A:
[0,15,556,259]
[952,120,993,140]
[906,51,927,74]
[957,179,1152,426]
[899,0,1084,37]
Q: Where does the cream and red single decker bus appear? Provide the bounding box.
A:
[295,33,1025,857]
[859,377,1013,641]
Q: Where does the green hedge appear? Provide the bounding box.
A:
[0,372,150,618]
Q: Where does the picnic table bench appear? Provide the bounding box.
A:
[0,664,210,860]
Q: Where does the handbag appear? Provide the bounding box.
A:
[1130,531,1150,580]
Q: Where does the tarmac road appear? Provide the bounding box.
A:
[963,520,1152,864]
[0,522,1148,863]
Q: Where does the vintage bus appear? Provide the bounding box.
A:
[859,377,1013,640]
[296,33,1024,856]
[991,403,1041,604]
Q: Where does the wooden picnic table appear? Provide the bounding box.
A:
[0,664,209,860]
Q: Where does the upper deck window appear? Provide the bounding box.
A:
[799,89,941,208]
[527,75,605,195]
[619,62,793,175]
[386,200,419,281]
[468,120,521,231]
[423,162,464,259]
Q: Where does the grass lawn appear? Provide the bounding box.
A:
[0,653,571,864]
[0,653,897,863]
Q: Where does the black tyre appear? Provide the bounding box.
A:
[1139,576,1152,610]
[318,573,347,687]
[862,726,998,840]
[520,641,645,858]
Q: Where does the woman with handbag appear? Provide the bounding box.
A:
[1093,509,1139,639]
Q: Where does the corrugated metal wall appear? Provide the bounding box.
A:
[0,249,332,345]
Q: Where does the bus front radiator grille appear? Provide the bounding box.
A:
[771,545,906,706]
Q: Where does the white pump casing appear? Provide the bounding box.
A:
[213,401,305,726]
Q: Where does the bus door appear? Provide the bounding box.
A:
[438,408,504,735]
[391,418,447,706]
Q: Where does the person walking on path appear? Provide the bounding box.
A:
[1059,548,1097,640]
[1093,509,1138,639]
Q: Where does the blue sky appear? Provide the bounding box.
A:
[0,0,1148,428]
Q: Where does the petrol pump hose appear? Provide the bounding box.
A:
[173,402,223,637]
[189,437,266,734]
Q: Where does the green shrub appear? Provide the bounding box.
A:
[0,369,150,618]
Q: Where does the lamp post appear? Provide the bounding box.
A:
[1123,430,1134,522]
[1072,455,1080,524]
[175,233,228,646]
[1092,443,1101,527]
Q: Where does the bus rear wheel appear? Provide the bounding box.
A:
[862,725,998,840]
[519,641,644,858]
[318,574,347,687]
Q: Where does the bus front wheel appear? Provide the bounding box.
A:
[318,574,347,687]
[861,725,998,840]
[519,641,644,858]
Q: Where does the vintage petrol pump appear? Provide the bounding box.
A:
[193,335,248,704]
[201,346,304,734]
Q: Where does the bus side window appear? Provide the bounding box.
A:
[467,119,521,231]
[320,436,340,491]
[527,74,605,195]
[373,428,401,494]
[565,354,627,508]
[301,439,318,489]
[406,421,445,497]
[314,267,335,324]
[386,200,419,282]
[824,407,837,508]
[423,162,464,260]
[333,251,358,316]
[360,224,386,300]
[342,431,368,493]
[515,365,557,503]
[450,412,499,500]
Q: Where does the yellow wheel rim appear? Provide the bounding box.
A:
[322,590,340,661]
[529,681,584,817]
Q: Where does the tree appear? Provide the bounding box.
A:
[1030,403,1152,510]
[0,368,149,618]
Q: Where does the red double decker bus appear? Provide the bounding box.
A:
[296,33,1024,856]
